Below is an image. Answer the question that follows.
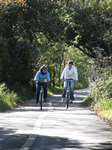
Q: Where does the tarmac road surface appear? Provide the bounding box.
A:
[0,88,112,150]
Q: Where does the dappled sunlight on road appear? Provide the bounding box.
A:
[0,88,112,150]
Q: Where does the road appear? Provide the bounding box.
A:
[0,89,112,150]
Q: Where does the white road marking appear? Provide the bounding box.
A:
[19,99,55,150]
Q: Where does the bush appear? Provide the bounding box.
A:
[8,82,35,101]
[83,95,94,107]
[106,79,112,98]
[94,98,112,111]
[83,74,112,122]
[0,83,22,111]
[75,81,88,89]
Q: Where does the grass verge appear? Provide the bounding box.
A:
[0,83,22,111]
[82,95,94,107]
[83,75,112,125]
[0,83,35,112]
[99,109,112,122]
[83,96,112,125]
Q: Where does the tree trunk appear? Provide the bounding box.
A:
[59,63,61,87]
[53,67,55,87]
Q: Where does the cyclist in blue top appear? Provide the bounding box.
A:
[34,65,50,103]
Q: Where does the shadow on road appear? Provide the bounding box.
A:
[0,125,112,150]
[30,134,112,150]
[0,127,28,150]
[0,89,112,150]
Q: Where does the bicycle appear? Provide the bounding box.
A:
[35,79,47,110]
[65,79,74,109]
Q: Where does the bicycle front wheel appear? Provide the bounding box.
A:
[40,92,43,110]
[66,91,69,109]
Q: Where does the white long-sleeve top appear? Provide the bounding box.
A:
[61,66,78,80]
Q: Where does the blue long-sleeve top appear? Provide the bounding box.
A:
[34,71,50,81]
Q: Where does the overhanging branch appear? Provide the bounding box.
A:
[75,45,97,58]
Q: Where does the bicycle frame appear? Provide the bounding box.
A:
[35,79,47,110]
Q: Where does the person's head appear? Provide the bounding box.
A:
[40,65,47,74]
[68,60,73,69]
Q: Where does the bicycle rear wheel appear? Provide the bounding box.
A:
[66,91,69,109]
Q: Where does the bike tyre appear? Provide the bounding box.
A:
[66,91,69,109]
[40,92,42,110]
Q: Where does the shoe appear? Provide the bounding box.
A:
[36,100,39,103]
[44,99,47,102]
[61,98,65,102]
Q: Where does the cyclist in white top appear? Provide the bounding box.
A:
[60,60,78,103]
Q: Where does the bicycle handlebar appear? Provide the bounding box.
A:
[34,79,48,83]
[64,79,74,81]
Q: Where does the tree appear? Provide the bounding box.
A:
[63,1,112,62]
[0,0,63,86]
